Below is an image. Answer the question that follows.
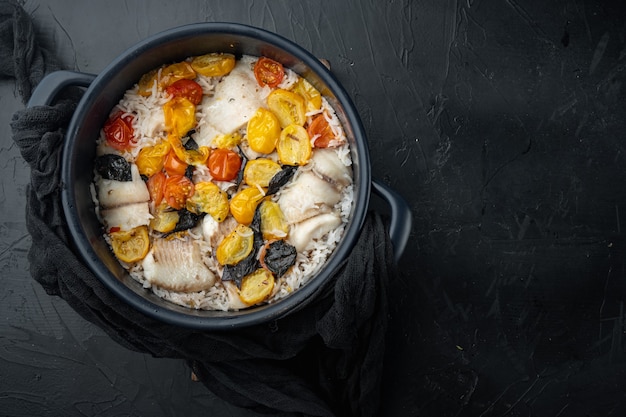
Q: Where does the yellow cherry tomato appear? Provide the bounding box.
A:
[230,186,265,225]
[109,226,150,263]
[291,78,322,113]
[150,203,180,234]
[186,181,230,222]
[190,53,236,77]
[277,124,311,166]
[212,132,242,149]
[137,68,160,96]
[216,224,254,265]
[167,134,210,166]
[258,200,289,240]
[238,268,275,305]
[158,62,196,88]
[163,96,196,137]
[247,108,281,154]
[243,158,282,188]
[267,89,306,128]
[135,140,171,177]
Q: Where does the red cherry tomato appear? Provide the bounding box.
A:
[253,57,284,88]
[165,79,203,105]
[207,149,242,181]
[147,171,166,206]
[164,175,194,210]
[104,112,135,151]
[307,113,335,148]
[164,149,188,176]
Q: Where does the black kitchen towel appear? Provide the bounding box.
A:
[4,1,396,416]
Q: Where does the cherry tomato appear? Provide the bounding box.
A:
[163,96,196,137]
[307,113,335,148]
[167,134,210,166]
[247,108,280,154]
[213,132,242,149]
[147,171,166,207]
[216,224,254,266]
[258,200,289,240]
[164,149,188,176]
[150,203,179,233]
[243,158,282,188]
[191,53,236,77]
[137,68,159,96]
[277,124,312,166]
[136,141,171,177]
[254,57,285,88]
[164,175,194,210]
[267,89,306,128]
[207,149,242,181]
[186,181,230,222]
[104,112,135,151]
[291,78,322,113]
[230,187,265,225]
[109,226,150,263]
[238,268,275,305]
[165,79,203,105]
[158,62,196,89]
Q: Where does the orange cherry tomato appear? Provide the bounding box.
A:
[164,149,188,176]
[165,79,203,105]
[164,175,194,210]
[253,57,284,88]
[207,149,242,181]
[147,171,166,207]
[103,112,135,151]
[307,113,335,148]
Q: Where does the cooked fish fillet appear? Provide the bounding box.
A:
[288,212,342,252]
[277,171,341,224]
[97,164,150,208]
[100,202,152,231]
[310,148,352,188]
[195,58,269,147]
[142,238,216,292]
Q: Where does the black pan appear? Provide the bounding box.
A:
[29,22,411,330]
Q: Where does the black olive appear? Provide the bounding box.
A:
[166,209,202,235]
[267,165,297,195]
[183,131,199,150]
[222,255,259,288]
[235,146,248,188]
[263,240,297,277]
[95,154,132,181]
[185,165,195,180]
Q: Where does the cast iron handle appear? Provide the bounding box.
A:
[28,70,413,262]
[27,70,96,107]
[371,179,412,262]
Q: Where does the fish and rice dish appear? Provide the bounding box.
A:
[91,53,353,311]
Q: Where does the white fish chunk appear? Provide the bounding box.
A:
[287,212,342,253]
[142,238,216,292]
[97,164,150,208]
[277,171,341,224]
[195,59,269,147]
[100,202,152,231]
[310,148,352,189]
[223,281,249,310]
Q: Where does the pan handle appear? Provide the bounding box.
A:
[27,70,96,107]
[371,178,412,262]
